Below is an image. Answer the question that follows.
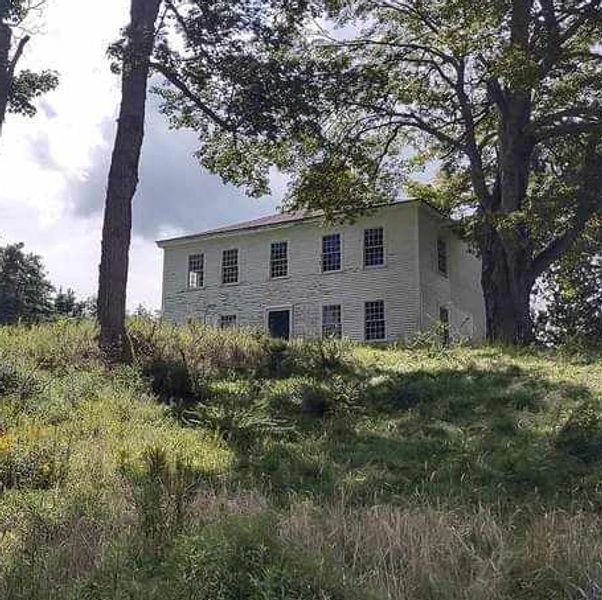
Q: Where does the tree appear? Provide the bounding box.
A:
[535,226,602,349]
[0,242,53,324]
[53,287,90,318]
[98,0,319,362]
[0,0,58,136]
[97,0,162,362]
[171,0,602,345]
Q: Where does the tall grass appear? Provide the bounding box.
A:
[1,319,602,598]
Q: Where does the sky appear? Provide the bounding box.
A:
[0,0,282,310]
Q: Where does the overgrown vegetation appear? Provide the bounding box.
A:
[1,319,602,598]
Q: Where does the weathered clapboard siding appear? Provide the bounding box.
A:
[417,205,486,341]
[158,201,485,342]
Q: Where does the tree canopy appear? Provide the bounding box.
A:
[0,0,58,135]
[155,0,602,344]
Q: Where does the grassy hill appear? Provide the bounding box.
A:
[1,319,602,599]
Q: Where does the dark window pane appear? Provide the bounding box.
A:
[188,253,204,288]
[322,304,342,339]
[439,306,450,345]
[365,300,385,341]
[364,227,384,267]
[322,234,341,272]
[222,249,239,284]
[270,241,288,278]
[220,314,237,329]
[437,238,448,277]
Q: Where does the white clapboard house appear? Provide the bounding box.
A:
[157,200,486,342]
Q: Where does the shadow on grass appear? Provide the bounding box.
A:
[255,363,602,508]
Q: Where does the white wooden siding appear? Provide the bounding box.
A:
[159,202,485,342]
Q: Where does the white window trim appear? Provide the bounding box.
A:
[363,226,387,269]
[364,299,387,342]
[321,303,343,339]
[187,253,205,290]
[269,240,290,280]
[321,232,343,274]
[221,248,240,286]
[219,313,238,330]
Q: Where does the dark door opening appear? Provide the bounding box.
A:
[268,309,290,340]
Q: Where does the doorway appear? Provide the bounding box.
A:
[268,309,291,340]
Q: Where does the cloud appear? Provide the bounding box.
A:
[0,0,283,310]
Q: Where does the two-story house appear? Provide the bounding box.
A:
[156,200,486,342]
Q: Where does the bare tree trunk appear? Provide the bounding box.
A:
[0,22,12,134]
[97,0,162,363]
[481,226,535,345]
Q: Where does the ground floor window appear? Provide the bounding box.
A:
[220,314,237,329]
[439,306,450,345]
[365,300,385,341]
[322,304,342,339]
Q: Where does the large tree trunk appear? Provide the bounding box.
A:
[0,22,12,134]
[481,225,535,345]
[97,0,162,363]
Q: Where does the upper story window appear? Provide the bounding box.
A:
[270,241,288,278]
[364,227,384,267]
[322,304,342,339]
[322,233,341,272]
[365,300,385,341]
[222,248,239,284]
[437,238,448,277]
[220,314,237,330]
[188,253,204,288]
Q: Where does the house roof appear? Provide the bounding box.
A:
[155,199,443,248]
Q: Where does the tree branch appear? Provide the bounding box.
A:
[531,146,602,278]
[150,60,236,133]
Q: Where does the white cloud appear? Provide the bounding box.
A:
[0,0,281,311]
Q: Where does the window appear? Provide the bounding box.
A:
[439,307,450,345]
[364,227,384,267]
[270,241,288,278]
[322,233,341,272]
[222,248,239,284]
[322,304,342,339]
[188,253,204,288]
[220,314,237,330]
[365,300,385,341]
[437,238,448,277]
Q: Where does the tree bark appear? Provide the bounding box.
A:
[0,22,12,135]
[97,0,162,363]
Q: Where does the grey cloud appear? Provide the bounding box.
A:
[28,131,62,171]
[66,96,280,241]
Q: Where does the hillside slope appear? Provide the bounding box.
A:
[1,320,602,599]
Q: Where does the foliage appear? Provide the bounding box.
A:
[535,233,602,351]
[0,243,54,325]
[155,0,602,343]
[2,320,602,598]
[7,68,59,116]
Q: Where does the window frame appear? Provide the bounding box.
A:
[363,227,385,268]
[364,300,386,342]
[221,248,240,285]
[439,306,450,345]
[437,237,448,278]
[322,304,343,339]
[269,240,289,279]
[321,233,342,273]
[219,314,238,330]
[187,253,204,289]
